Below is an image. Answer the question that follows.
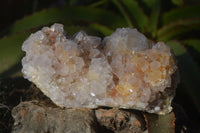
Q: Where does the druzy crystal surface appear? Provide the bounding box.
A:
[22,24,178,114]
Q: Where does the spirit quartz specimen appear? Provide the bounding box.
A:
[22,23,179,114]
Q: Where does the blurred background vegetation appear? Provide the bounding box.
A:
[0,0,200,132]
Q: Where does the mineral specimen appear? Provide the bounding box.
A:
[21,23,179,114]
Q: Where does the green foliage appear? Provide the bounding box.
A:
[111,0,133,27]
[0,0,200,131]
[158,19,200,41]
[171,0,183,6]
[162,4,200,25]
[6,6,126,35]
[167,40,200,108]
[119,0,149,31]
[89,23,114,36]
[0,32,30,77]
[147,0,160,38]
[183,39,200,54]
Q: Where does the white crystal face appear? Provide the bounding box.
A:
[22,23,178,114]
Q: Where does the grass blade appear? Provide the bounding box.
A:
[141,0,158,8]
[182,39,200,53]
[148,0,160,38]
[182,39,200,66]
[119,0,149,32]
[171,0,184,6]
[162,4,200,25]
[111,0,134,28]
[0,33,29,78]
[157,19,200,41]
[2,6,126,36]
[88,0,108,8]
[89,23,114,36]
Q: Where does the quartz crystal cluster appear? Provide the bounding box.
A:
[22,23,179,114]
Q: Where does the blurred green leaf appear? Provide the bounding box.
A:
[167,40,200,109]
[182,39,200,66]
[0,32,29,78]
[144,112,175,133]
[162,4,200,25]
[62,24,97,36]
[141,0,158,8]
[171,0,184,6]
[148,0,160,38]
[119,0,149,32]
[89,0,108,8]
[111,0,133,28]
[5,6,127,36]
[89,23,114,36]
[182,39,200,53]
[157,19,200,41]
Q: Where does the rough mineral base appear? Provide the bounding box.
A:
[22,23,179,114]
